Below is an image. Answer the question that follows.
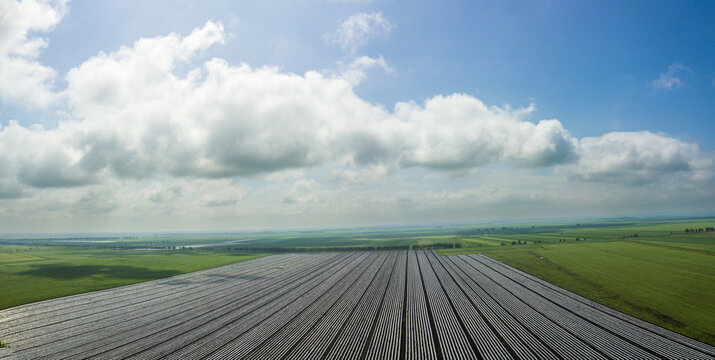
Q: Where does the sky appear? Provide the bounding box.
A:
[0,0,713,232]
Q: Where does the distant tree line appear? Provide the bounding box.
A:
[685,228,713,233]
[226,242,463,253]
[457,226,534,236]
[558,237,587,243]
[1,236,136,241]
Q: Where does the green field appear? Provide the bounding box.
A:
[439,220,715,346]
[0,247,268,310]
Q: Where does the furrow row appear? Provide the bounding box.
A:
[1,251,712,360]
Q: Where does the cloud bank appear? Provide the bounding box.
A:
[1,20,712,189]
[0,5,712,230]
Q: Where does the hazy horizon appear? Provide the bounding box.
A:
[2,209,713,236]
[1,0,713,232]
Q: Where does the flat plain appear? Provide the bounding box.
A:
[440,220,715,345]
[0,248,268,310]
[1,214,713,350]
[0,250,713,360]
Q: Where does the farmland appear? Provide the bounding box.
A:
[0,251,712,359]
[0,247,268,310]
[0,213,713,350]
[439,221,715,345]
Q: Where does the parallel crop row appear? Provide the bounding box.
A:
[1,251,712,360]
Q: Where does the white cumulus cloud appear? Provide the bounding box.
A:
[0,120,94,192]
[329,55,392,86]
[393,96,578,169]
[573,131,710,185]
[0,0,67,108]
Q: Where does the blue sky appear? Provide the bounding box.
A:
[0,0,713,231]
[11,0,715,144]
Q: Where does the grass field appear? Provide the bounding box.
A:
[439,226,715,345]
[0,247,268,310]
